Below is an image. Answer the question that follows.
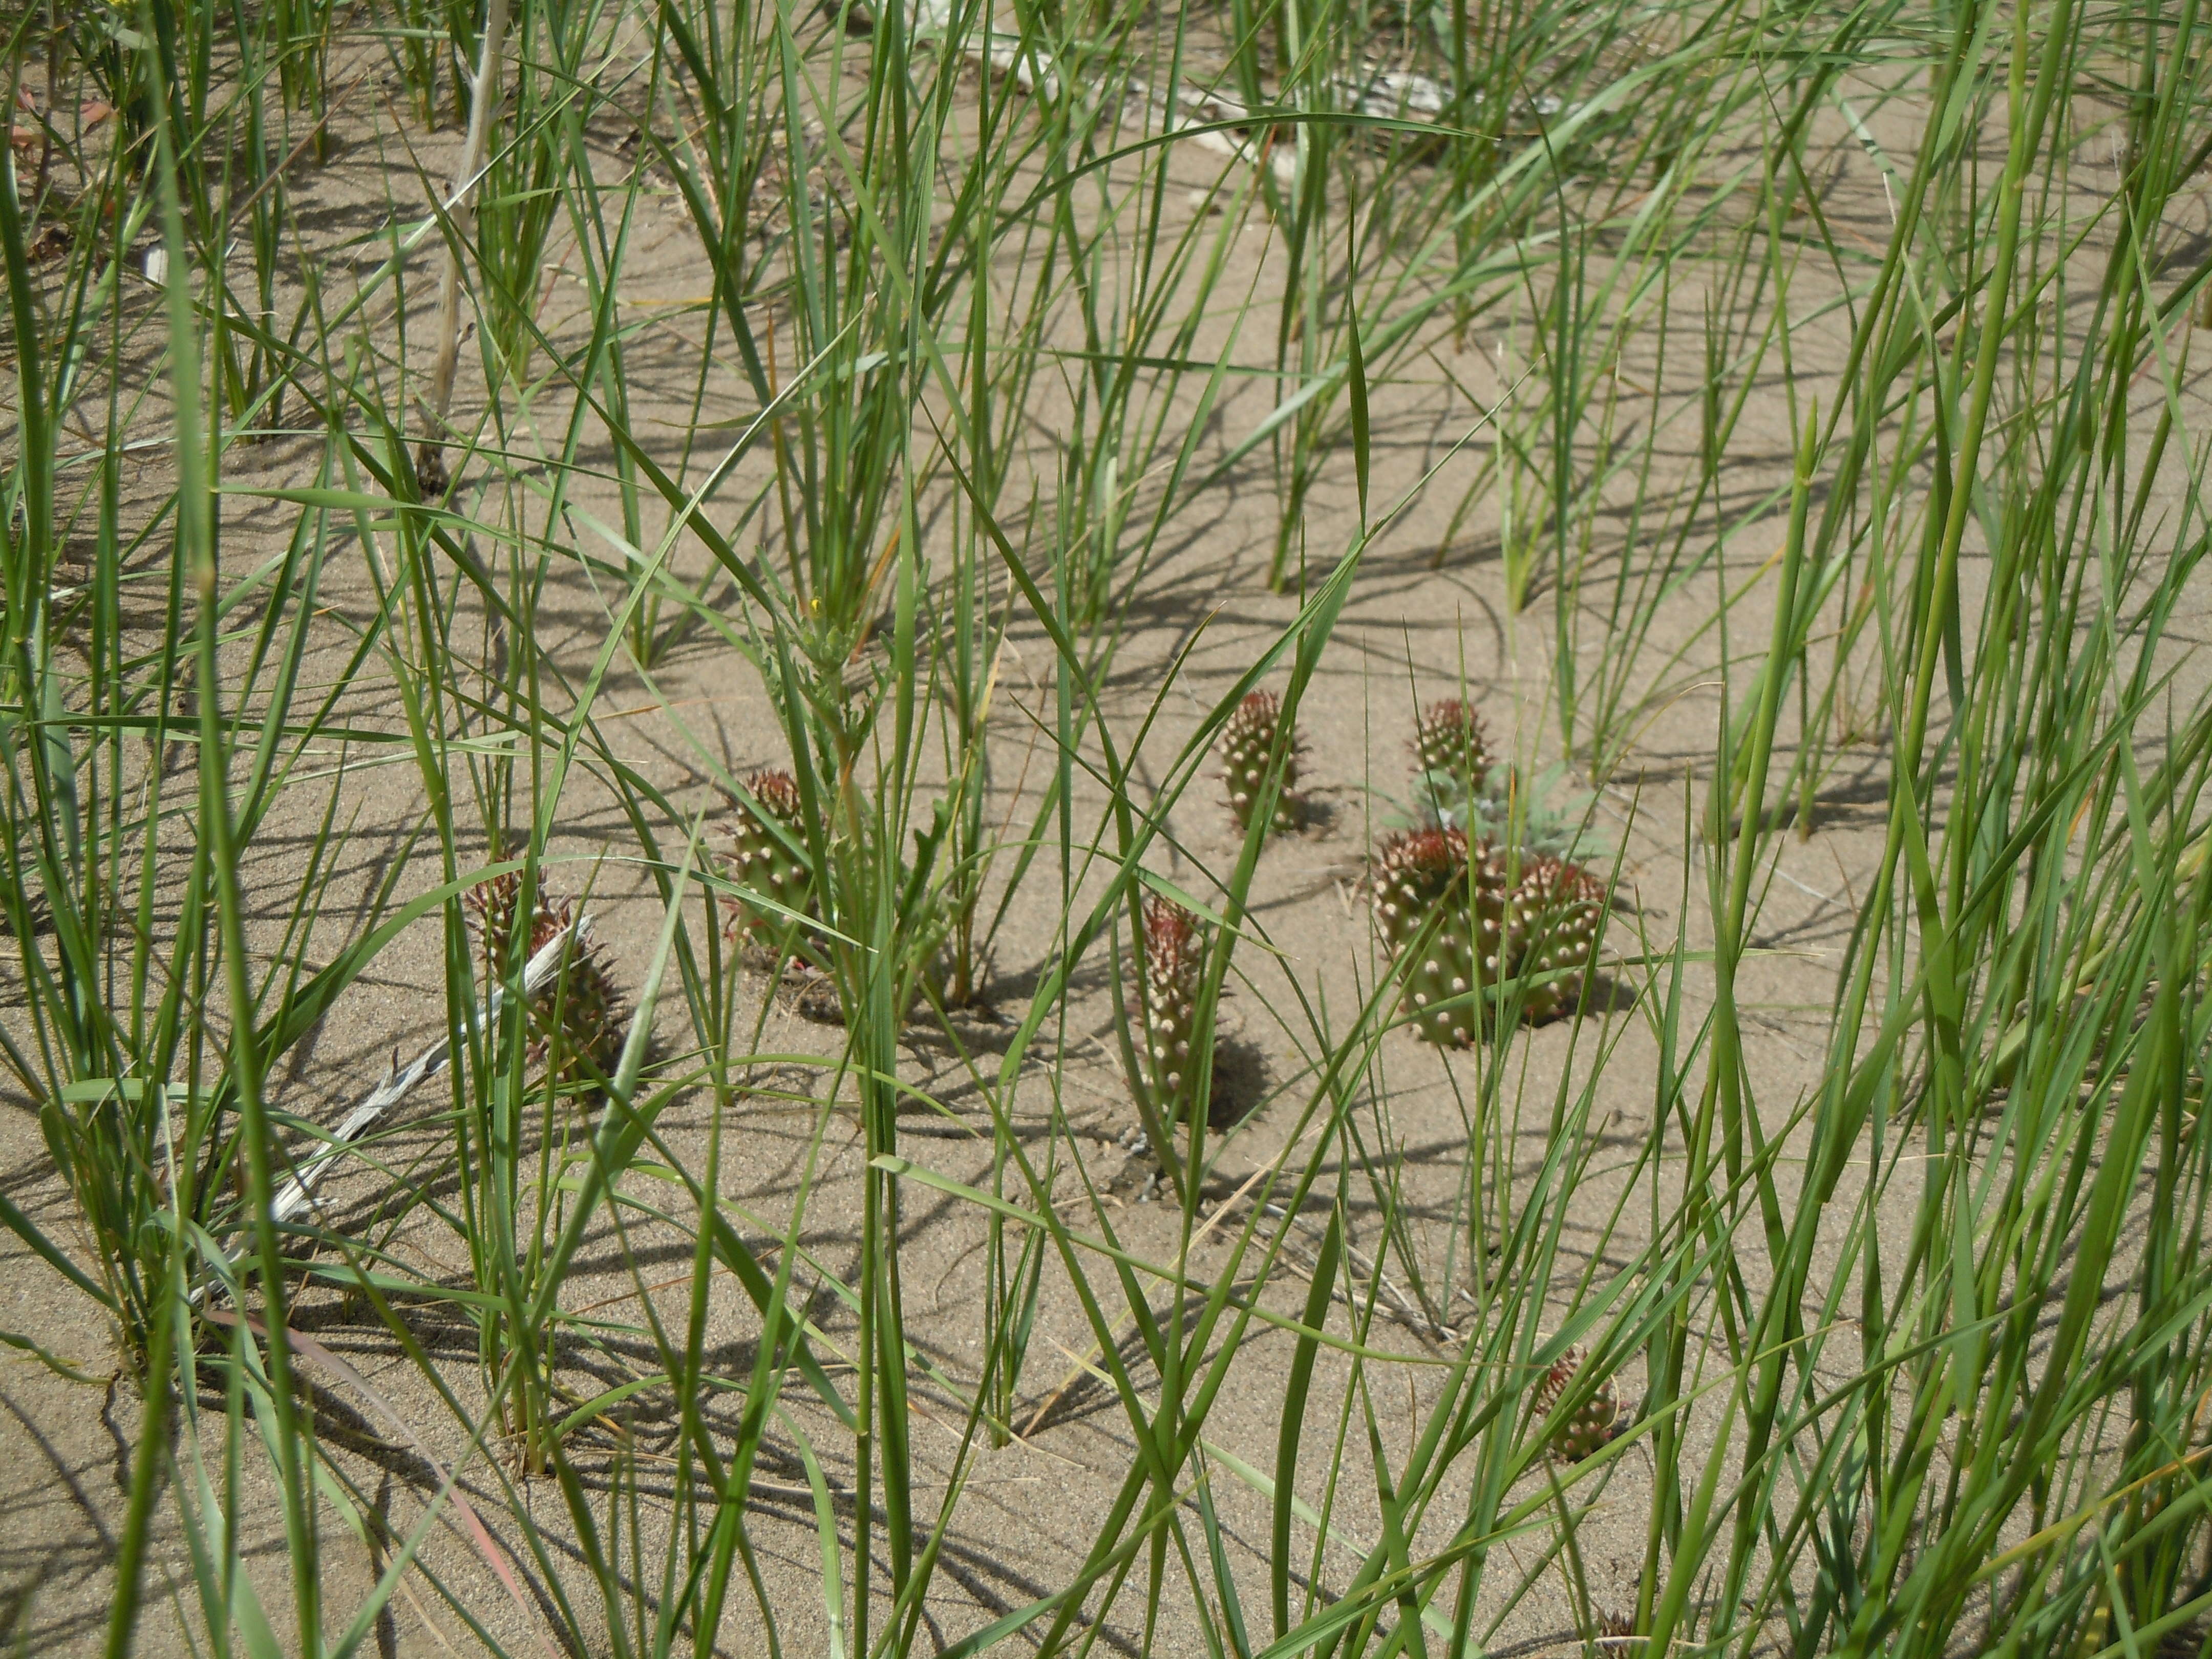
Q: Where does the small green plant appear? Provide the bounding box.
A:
[1531,1343,1623,1463]
[1409,758,1604,863]
[1220,691,1306,835]
[452,870,634,1475]
[1399,701,1605,864]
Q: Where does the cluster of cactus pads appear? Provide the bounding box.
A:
[1371,826,1604,1039]
[1530,1343,1624,1462]
[1135,896,1207,1122]
[1219,691,1305,834]
[1371,699,1607,1043]
[719,769,820,960]
[464,872,626,1084]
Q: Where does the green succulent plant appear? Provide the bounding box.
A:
[1531,1343,1624,1462]
[1371,826,1509,1046]
[464,873,627,1084]
[1390,701,1607,867]
[1134,895,1208,1123]
[719,768,822,962]
[1408,759,1603,860]
[1370,827,1608,1040]
[718,766,957,1024]
[1503,854,1608,1023]
[1412,697,1492,791]
[1220,691,1305,835]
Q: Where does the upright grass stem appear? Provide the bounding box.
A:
[417,0,509,494]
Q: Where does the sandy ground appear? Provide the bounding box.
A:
[5,17,2211,1658]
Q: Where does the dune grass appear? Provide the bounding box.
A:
[4,0,2212,1652]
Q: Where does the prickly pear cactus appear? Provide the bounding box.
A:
[1219,691,1304,835]
[1370,828,1508,1046]
[1505,855,1606,1022]
[720,769,818,955]
[540,940,627,1083]
[1412,698,1490,792]
[464,870,564,983]
[1136,896,1206,1121]
[1371,832,1607,1040]
[464,873,627,1083]
[1532,1343,1622,1463]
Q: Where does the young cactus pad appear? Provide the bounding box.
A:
[1412,698,1490,791]
[1137,896,1206,1121]
[721,769,817,953]
[1531,1343,1623,1463]
[464,873,627,1083]
[1505,855,1607,1022]
[1370,828,1507,1046]
[1219,691,1304,834]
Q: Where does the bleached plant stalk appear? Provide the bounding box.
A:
[194,915,591,1318]
[255,913,587,1251]
[415,0,512,496]
[153,899,591,1357]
